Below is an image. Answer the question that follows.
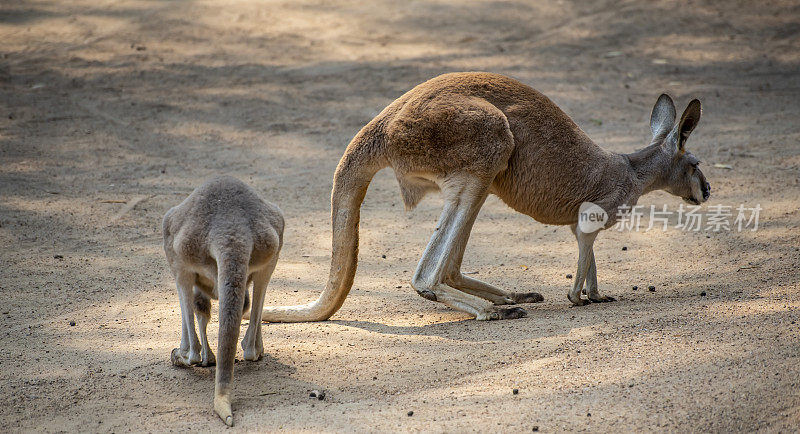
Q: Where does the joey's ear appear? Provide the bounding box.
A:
[650,94,676,139]
[676,99,701,150]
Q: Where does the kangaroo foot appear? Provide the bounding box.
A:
[588,294,616,303]
[569,298,592,307]
[478,306,528,320]
[416,289,438,301]
[510,292,544,304]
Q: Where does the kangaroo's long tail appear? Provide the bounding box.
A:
[261,123,387,322]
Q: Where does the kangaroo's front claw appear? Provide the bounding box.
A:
[500,306,528,319]
[510,292,544,304]
[569,298,592,307]
[481,306,528,320]
[588,295,616,303]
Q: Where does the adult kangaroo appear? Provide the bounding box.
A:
[263,72,710,321]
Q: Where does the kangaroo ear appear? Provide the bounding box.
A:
[676,99,701,150]
[650,94,676,139]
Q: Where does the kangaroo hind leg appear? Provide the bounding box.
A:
[410,176,526,320]
[444,212,544,305]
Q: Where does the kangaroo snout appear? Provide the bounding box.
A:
[702,181,711,201]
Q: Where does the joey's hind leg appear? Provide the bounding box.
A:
[242,256,277,361]
[411,177,526,320]
[241,289,251,321]
[171,271,202,367]
[194,289,216,367]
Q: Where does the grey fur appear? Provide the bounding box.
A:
[162,175,284,426]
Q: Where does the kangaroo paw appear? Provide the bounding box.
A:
[588,295,616,303]
[569,297,592,307]
[510,292,544,304]
[416,289,438,302]
[480,306,528,320]
[497,306,528,319]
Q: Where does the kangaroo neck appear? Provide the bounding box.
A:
[625,143,669,195]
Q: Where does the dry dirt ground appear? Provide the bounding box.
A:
[2,0,800,432]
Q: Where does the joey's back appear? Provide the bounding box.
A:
[163,175,284,269]
[163,175,285,426]
[375,72,632,224]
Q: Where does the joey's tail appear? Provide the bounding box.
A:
[213,248,250,426]
[262,125,387,322]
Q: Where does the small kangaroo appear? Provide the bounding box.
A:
[163,175,284,426]
[261,72,709,322]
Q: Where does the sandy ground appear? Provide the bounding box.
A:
[1,0,800,432]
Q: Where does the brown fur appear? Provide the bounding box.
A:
[261,72,709,321]
[163,175,284,426]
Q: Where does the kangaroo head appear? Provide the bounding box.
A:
[649,94,710,205]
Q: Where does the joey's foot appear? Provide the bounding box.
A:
[171,348,201,367]
[200,351,216,367]
[243,347,263,362]
[588,295,616,303]
[510,292,545,304]
[479,306,528,320]
[242,332,264,361]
